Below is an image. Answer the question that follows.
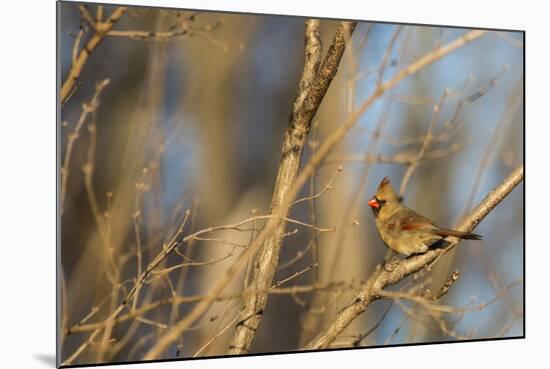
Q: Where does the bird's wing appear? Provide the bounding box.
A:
[391,208,438,231]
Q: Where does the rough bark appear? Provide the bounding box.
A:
[227,20,356,355]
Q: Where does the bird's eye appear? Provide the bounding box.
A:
[375,196,386,204]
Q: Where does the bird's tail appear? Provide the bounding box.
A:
[434,229,482,240]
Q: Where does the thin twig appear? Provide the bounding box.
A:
[273,263,319,287]
[61,79,110,213]
[61,7,127,104]
[65,281,364,335]
[399,90,449,196]
[193,311,242,357]
[353,301,393,346]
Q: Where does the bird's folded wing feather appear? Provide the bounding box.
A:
[392,208,437,231]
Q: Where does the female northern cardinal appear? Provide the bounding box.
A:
[367,177,481,256]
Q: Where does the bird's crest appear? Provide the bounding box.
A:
[376,177,399,202]
[379,176,391,189]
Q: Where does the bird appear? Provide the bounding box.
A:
[367,177,482,256]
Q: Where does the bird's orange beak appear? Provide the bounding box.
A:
[367,198,379,209]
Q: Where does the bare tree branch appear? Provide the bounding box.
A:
[304,164,523,350]
[227,19,356,355]
[61,78,110,213]
[65,281,365,335]
[61,6,127,104]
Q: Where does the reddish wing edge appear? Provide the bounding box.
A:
[401,222,432,230]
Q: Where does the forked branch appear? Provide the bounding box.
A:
[227,19,356,355]
[61,6,127,104]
